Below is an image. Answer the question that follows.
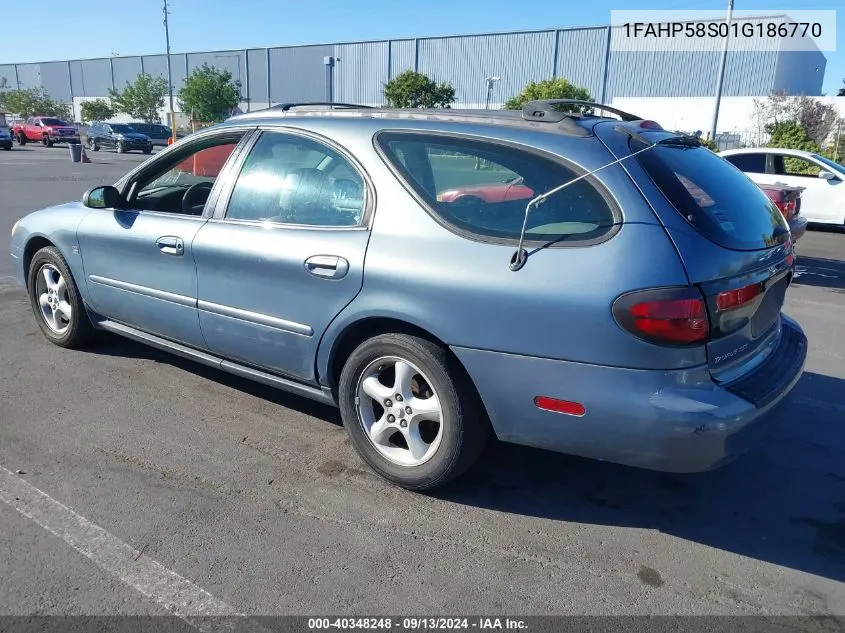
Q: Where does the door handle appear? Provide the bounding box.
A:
[156,236,184,256]
[304,255,349,279]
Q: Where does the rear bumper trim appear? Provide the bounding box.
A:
[723,319,807,409]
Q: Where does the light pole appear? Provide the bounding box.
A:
[476,76,500,169]
[834,119,843,163]
[710,0,735,143]
[163,0,177,143]
[484,76,500,110]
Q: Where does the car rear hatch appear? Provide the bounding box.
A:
[594,121,800,396]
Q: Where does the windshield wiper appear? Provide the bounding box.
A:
[509,135,665,271]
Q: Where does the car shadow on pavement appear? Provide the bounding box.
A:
[86,335,341,426]
[793,256,845,291]
[439,371,845,584]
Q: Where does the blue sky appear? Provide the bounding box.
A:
[2,0,843,95]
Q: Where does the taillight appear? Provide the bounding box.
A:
[773,199,795,219]
[613,287,709,345]
[716,282,762,311]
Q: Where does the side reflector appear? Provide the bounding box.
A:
[534,396,586,417]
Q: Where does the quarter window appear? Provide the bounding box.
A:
[224,132,365,227]
[377,132,617,244]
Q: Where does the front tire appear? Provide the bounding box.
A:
[17,133,26,145]
[338,333,488,490]
[27,247,96,348]
[116,141,125,154]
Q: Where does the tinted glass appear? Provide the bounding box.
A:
[111,124,137,133]
[774,154,822,177]
[378,132,617,243]
[635,140,789,250]
[39,118,67,126]
[724,153,766,173]
[225,132,365,226]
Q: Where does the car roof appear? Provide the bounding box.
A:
[224,101,653,138]
[720,147,820,159]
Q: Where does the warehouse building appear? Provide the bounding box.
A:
[0,14,827,119]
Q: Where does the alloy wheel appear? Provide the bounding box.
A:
[35,264,72,334]
[355,356,443,467]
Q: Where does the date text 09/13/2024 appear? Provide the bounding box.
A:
[307,617,528,631]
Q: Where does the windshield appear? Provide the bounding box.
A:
[814,154,845,176]
[40,118,68,126]
[111,124,136,133]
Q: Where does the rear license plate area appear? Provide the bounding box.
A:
[751,275,788,337]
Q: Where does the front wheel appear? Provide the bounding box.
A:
[27,247,96,348]
[338,333,488,490]
[116,141,125,154]
[17,133,26,145]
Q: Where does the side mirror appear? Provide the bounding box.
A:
[83,185,120,209]
[819,170,837,180]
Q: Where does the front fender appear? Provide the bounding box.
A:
[11,203,93,294]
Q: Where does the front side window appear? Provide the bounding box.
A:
[377,132,618,244]
[224,131,366,227]
[129,132,245,215]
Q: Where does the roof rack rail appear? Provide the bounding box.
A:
[270,102,375,112]
[521,100,642,123]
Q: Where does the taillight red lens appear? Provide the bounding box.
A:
[614,288,710,346]
[716,282,762,311]
[629,298,708,343]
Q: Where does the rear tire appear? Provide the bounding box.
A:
[89,138,99,151]
[116,141,125,154]
[338,333,488,490]
[27,247,96,348]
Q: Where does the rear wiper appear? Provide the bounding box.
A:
[509,134,665,271]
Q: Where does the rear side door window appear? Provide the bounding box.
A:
[223,131,366,227]
[376,132,618,245]
[724,153,766,174]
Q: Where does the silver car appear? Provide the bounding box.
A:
[9,101,807,489]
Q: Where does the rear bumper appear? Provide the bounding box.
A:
[451,315,807,473]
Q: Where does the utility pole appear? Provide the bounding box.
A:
[710,0,735,145]
[163,0,177,143]
[834,119,842,163]
[476,76,500,169]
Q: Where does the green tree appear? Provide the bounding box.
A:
[383,71,455,109]
[80,99,115,123]
[0,88,70,119]
[109,74,168,123]
[767,120,820,174]
[178,64,241,123]
[504,78,592,112]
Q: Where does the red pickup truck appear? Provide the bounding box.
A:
[12,116,81,147]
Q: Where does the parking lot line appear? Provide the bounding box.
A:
[0,465,268,631]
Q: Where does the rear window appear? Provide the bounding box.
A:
[724,153,766,173]
[377,132,618,245]
[634,139,789,251]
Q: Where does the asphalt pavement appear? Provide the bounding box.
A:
[1,143,844,620]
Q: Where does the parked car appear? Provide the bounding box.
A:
[127,122,180,147]
[720,147,845,226]
[757,183,807,242]
[86,122,153,154]
[11,116,81,146]
[0,127,12,150]
[9,101,807,490]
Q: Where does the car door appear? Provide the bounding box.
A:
[768,153,842,224]
[192,129,372,383]
[77,128,253,348]
[102,124,116,149]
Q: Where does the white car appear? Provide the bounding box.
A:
[720,147,845,226]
